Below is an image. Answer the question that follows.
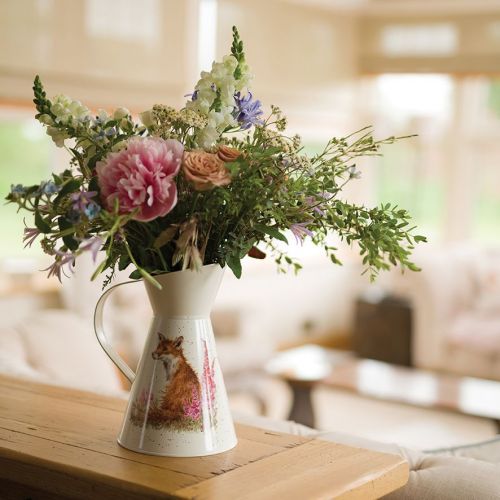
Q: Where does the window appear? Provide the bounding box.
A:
[381,23,458,57]
[370,74,500,244]
[0,110,52,259]
[372,74,451,240]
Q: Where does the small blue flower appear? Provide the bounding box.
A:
[94,130,106,141]
[78,115,91,125]
[10,184,26,195]
[84,202,101,220]
[349,165,362,179]
[234,92,264,130]
[41,181,60,195]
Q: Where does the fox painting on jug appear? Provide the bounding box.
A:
[130,333,217,432]
[97,265,238,456]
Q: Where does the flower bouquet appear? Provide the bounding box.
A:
[6,27,425,288]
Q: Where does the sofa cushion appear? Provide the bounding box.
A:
[448,312,500,354]
[428,436,500,464]
[0,309,123,395]
[233,412,500,500]
[383,453,500,500]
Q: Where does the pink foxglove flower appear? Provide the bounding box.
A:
[183,386,201,420]
[96,137,183,222]
[203,340,217,406]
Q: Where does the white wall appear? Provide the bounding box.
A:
[217,0,360,140]
[0,0,199,110]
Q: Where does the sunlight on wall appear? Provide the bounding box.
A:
[375,74,453,124]
[197,0,218,75]
[85,0,160,45]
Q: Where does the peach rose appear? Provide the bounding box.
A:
[217,145,241,162]
[182,151,231,191]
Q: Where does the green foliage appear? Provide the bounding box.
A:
[231,26,245,80]
[33,75,53,118]
[5,28,426,287]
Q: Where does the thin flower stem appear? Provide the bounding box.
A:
[156,248,169,271]
[123,239,161,289]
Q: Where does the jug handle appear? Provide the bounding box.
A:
[94,280,136,384]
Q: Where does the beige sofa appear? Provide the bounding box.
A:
[390,245,500,380]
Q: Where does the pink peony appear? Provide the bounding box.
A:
[96,137,183,222]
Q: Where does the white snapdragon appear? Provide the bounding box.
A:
[235,61,253,91]
[95,109,109,124]
[46,126,70,148]
[139,109,155,128]
[50,94,90,126]
[113,107,129,120]
[113,107,131,129]
[196,125,219,150]
[187,54,251,148]
[37,114,54,126]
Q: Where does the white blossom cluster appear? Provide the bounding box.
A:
[51,94,91,126]
[186,55,252,149]
[36,94,92,147]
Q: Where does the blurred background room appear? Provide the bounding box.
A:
[2,0,500,451]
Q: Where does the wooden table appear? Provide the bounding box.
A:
[267,345,500,430]
[0,375,408,499]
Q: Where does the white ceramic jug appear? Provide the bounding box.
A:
[94,264,237,457]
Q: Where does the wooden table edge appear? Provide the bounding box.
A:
[0,374,410,499]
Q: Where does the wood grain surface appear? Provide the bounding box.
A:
[0,375,408,499]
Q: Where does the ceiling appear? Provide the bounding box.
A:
[280,0,500,15]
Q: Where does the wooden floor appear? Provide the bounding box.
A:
[0,375,409,499]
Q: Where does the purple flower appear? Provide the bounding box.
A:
[23,227,40,248]
[234,91,264,130]
[290,222,314,245]
[305,196,326,217]
[185,90,198,101]
[70,190,97,213]
[42,250,76,282]
[79,236,103,263]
